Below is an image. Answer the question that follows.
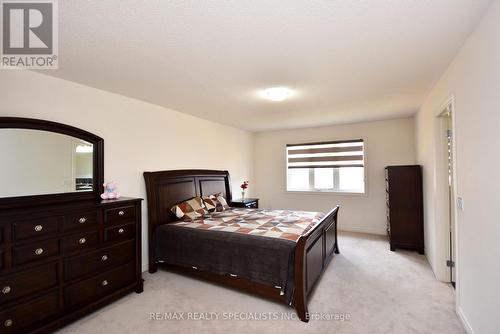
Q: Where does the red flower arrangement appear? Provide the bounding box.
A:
[240,181,249,199]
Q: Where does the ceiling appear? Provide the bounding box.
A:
[44,0,492,131]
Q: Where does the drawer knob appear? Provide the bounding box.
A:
[79,217,87,224]
[118,210,125,216]
[101,255,108,261]
[118,228,125,234]
[102,280,108,286]
[4,319,13,327]
[2,286,11,294]
[79,237,86,244]
[35,248,44,255]
[34,224,43,232]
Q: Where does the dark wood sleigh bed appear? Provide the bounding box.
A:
[143,169,339,322]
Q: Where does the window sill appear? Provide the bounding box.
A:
[286,190,367,197]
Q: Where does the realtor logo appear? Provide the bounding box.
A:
[1,0,58,69]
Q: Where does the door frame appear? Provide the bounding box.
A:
[436,96,460,300]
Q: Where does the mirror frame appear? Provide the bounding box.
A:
[0,117,104,209]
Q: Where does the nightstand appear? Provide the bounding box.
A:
[230,198,259,208]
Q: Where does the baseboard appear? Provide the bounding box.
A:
[338,226,387,236]
[457,305,475,334]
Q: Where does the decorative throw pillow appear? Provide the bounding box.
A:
[202,194,230,212]
[215,193,230,211]
[202,196,219,212]
[170,197,208,221]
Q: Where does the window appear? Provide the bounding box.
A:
[286,140,365,193]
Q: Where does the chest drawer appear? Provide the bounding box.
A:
[62,211,98,231]
[13,216,59,241]
[0,292,59,333]
[0,263,58,305]
[64,240,135,281]
[62,230,99,254]
[64,262,135,309]
[105,206,135,224]
[104,222,135,243]
[12,239,59,266]
[241,200,259,208]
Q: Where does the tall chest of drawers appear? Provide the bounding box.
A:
[385,165,424,254]
[0,197,143,334]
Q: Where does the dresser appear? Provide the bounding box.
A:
[0,198,143,333]
[0,117,143,333]
[385,165,424,254]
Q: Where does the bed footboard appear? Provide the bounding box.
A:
[293,205,340,322]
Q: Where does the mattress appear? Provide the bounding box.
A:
[168,208,324,241]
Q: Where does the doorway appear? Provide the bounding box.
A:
[438,104,456,286]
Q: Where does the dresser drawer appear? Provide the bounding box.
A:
[0,263,57,305]
[104,222,135,243]
[13,216,59,241]
[62,230,99,253]
[64,262,135,309]
[0,292,59,333]
[12,239,59,266]
[105,206,135,224]
[64,240,135,281]
[62,211,98,231]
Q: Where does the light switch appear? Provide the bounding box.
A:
[457,197,464,211]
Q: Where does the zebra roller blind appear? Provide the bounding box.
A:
[286,139,364,169]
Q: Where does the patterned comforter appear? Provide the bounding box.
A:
[170,208,325,242]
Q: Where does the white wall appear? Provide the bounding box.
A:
[254,118,415,235]
[0,70,254,272]
[415,1,500,332]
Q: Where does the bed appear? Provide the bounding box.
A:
[143,169,339,322]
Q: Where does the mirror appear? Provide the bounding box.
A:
[0,128,95,198]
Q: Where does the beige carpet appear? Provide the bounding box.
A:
[56,232,464,334]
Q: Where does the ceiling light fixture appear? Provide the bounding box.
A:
[259,87,294,102]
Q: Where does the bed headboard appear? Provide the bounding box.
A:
[143,169,232,270]
[144,169,232,226]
